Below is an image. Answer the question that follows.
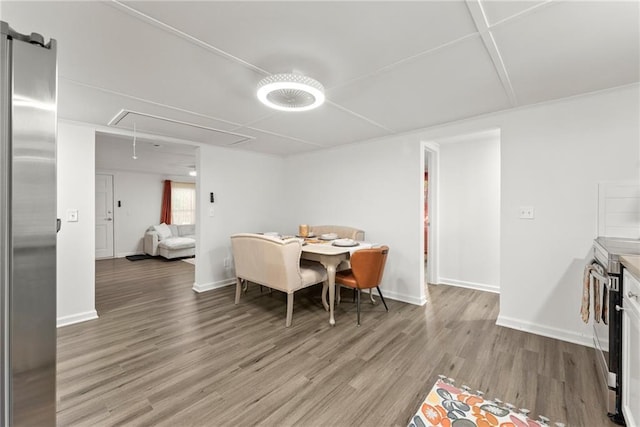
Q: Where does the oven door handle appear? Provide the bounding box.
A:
[590,268,619,292]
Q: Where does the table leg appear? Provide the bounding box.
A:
[326,263,336,326]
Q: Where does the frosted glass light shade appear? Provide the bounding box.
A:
[257,73,325,112]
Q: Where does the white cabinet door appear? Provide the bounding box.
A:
[622,269,640,427]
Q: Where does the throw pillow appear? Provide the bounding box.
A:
[153,223,172,241]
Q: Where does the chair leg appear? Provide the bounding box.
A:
[377,286,389,312]
[234,278,242,304]
[286,293,294,327]
[356,289,361,326]
[353,288,356,303]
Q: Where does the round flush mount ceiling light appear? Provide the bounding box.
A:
[257,73,325,112]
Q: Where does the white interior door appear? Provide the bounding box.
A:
[95,174,114,259]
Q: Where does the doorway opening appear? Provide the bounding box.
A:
[94,130,199,312]
[421,141,439,304]
[94,130,198,259]
[425,129,501,295]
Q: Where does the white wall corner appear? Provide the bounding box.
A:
[496,315,604,348]
[438,278,500,294]
[192,279,236,293]
[57,310,99,328]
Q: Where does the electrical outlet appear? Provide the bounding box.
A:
[519,206,535,219]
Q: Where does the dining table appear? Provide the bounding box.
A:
[300,239,373,325]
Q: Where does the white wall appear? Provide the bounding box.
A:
[194,145,286,292]
[285,136,424,304]
[95,170,164,257]
[57,122,97,326]
[285,84,639,346]
[438,132,500,292]
[56,84,639,350]
[56,120,287,322]
[495,86,639,345]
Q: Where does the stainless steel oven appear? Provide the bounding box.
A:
[591,237,640,425]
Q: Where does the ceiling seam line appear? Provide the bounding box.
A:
[233,113,280,130]
[240,126,326,147]
[488,0,556,30]
[465,0,518,106]
[326,101,396,133]
[109,0,271,76]
[327,32,479,92]
[61,77,247,129]
[484,32,518,106]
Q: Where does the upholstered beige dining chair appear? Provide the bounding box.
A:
[309,225,365,241]
[334,246,389,326]
[230,233,327,327]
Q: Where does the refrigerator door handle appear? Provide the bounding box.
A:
[57,218,61,233]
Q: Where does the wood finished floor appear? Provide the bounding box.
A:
[56,258,614,426]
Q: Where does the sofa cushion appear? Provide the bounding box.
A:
[300,262,326,286]
[158,237,195,250]
[153,223,172,240]
[177,224,195,237]
[168,224,179,237]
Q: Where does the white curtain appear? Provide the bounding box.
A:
[171,182,196,225]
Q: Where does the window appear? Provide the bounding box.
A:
[171,182,196,225]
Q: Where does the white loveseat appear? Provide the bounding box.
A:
[144,223,195,259]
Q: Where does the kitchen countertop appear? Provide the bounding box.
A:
[621,255,640,279]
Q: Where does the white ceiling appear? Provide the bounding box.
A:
[95,132,198,176]
[2,0,639,163]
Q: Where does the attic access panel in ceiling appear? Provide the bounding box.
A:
[108,110,254,146]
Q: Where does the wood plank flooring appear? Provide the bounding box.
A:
[56,258,614,426]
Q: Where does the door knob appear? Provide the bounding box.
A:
[615,305,624,312]
[628,291,638,300]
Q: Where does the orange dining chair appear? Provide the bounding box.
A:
[334,246,389,326]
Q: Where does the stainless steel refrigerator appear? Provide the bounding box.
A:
[0,21,57,426]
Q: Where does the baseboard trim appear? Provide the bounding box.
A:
[116,251,142,258]
[192,279,235,293]
[496,315,605,348]
[439,277,499,294]
[375,288,426,306]
[57,310,99,328]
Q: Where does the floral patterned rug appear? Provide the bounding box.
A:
[408,377,564,427]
